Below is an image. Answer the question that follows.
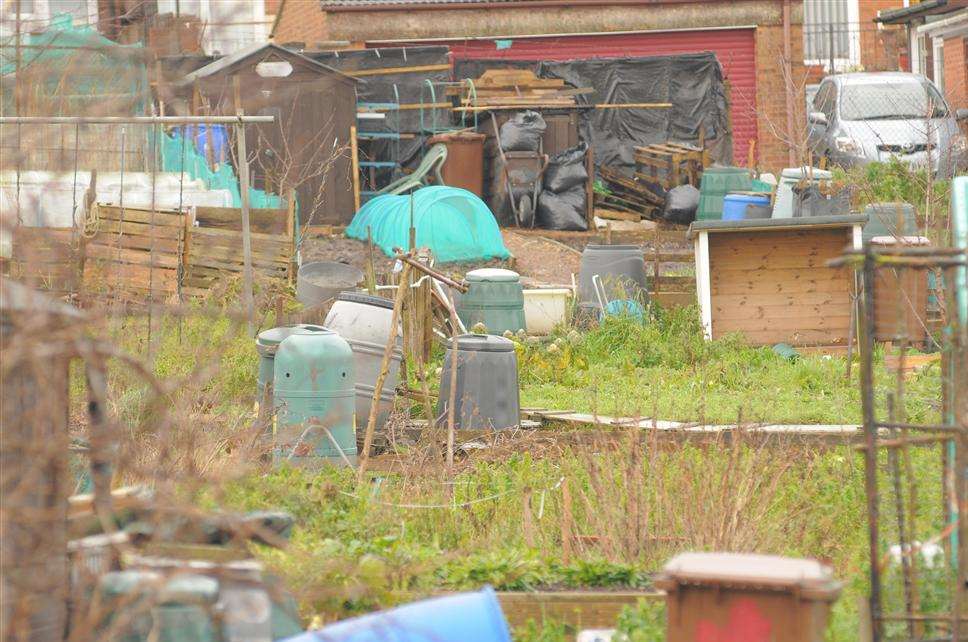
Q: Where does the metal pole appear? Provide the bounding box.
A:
[0,116,274,124]
[235,115,255,336]
[828,23,836,73]
[861,250,882,642]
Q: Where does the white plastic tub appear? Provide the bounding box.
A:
[523,288,572,335]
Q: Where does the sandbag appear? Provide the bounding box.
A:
[537,186,588,231]
[543,142,588,193]
[662,184,700,224]
[499,111,547,152]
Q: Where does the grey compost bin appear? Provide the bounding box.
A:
[296,262,364,309]
[577,244,648,311]
[323,291,403,450]
[436,334,520,431]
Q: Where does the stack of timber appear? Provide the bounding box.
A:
[5,227,80,297]
[597,166,664,219]
[457,69,585,110]
[634,142,708,190]
[184,204,295,296]
[82,204,186,303]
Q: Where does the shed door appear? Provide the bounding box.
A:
[430,29,757,162]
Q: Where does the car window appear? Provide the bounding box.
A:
[839,80,949,120]
[813,82,836,119]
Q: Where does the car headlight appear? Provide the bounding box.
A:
[834,136,863,154]
[953,134,967,153]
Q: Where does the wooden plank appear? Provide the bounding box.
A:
[193,206,288,235]
[190,245,289,265]
[190,226,291,246]
[89,219,184,241]
[85,244,180,269]
[710,292,848,307]
[714,314,852,333]
[710,270,851,296]
[94,204,186,227]
[85,234,181,254]
[188,256,289,273]
[716,328,850,346]
[712,303,852,321]
[594,208,641,222]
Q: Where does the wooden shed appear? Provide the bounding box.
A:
[689,215,866,347]
[177,43,358,225]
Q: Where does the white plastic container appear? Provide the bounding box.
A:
[772,166,832,219]
[522,288,572,335]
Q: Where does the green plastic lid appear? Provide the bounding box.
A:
[466,268,520,283]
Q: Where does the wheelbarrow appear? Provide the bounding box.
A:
[491,114,548,227]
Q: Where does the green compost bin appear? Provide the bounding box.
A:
[456,268,527,335]
[273,326,357,467]
[255,325,324,404]
[696,167,753,221]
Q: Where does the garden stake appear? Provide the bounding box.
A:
[358,259,412,481]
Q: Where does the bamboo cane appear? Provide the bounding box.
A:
[357,260,412,480]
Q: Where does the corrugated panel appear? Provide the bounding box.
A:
[431,29,757,162]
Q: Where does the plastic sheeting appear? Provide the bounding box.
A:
[455,52,731,171]
[346,186,510,263]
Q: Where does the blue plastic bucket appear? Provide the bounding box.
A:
[282,587,511,642]
[722,193,771,221]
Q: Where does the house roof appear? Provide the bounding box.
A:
[875,0,968,24]
[320,0,706,8]
[177,42,357,87]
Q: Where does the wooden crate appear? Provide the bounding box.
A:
[81,204,187,303]
[634,142,709,191]
[7,227,80,296]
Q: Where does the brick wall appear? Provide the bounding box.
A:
[858,0,906,71]
[943,35,968,110]
[755,25,807,171]
[273,0,329,47]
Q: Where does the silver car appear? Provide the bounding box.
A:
[807,72,968,177]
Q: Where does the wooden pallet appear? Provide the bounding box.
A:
[82,204,187,303]
[459,69,581,109]
[183,203,295,295]
[634,142,709,190]
[6,227,80,296]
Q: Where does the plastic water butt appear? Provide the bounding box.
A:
[296,262,364,309]
[281,587,512,642]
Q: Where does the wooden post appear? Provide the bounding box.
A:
[446,309,459,470]
[561,479,573,564]
[234,76,255,336]
[585,144,595,229]
[357,261,412,480]
[287,189,296,285]
[522,488,535,548]
[350,125,361,212]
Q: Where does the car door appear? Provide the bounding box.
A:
[807,80,835,159]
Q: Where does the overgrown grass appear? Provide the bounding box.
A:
[90,298,948,640]
[515,307,941,425]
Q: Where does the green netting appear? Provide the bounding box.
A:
[0,14,149,115]
[160,130,284,210]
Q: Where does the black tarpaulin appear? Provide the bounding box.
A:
[455,52,731,171]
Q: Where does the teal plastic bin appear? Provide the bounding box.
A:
[696,167,752,221]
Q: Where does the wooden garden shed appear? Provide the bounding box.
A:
[689,215,867,347]
[177,43,358,225]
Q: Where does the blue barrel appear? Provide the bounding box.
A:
[722,193,771,221]
[273,327,357,467]
[282,587,511,642]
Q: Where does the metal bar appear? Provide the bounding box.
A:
[0,116,274,124]
[887,394,916,640]
[875,422,965,434]
[861,249,883,642]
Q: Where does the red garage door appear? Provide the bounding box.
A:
[402,29,757,162]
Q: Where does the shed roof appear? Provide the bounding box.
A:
[177,42,357,87]
[875,0,967,24]
[688,214,868,239]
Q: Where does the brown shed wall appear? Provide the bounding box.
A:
[708,227,855,346]
[193,59,357,225]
